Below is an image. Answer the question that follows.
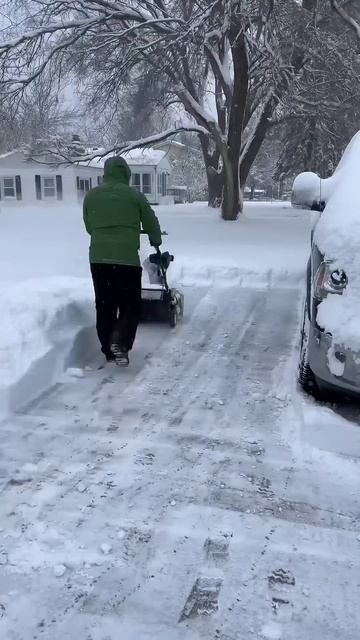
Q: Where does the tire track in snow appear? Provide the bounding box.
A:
[63,288,299,633]
[2,286,358,639]
[0,287,265,636]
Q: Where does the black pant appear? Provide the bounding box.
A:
[90,263,142,357]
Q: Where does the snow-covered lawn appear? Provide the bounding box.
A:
[1,201,360,639]
[0,201,307,284]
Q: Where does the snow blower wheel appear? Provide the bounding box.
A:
[169,306,178,328]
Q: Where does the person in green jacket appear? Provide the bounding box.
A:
[83,156,162,366]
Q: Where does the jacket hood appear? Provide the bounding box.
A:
[103,156,131,184]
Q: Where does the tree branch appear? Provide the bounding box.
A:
[329,0,360,45]
[28,125,210,166]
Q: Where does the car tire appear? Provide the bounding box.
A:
[298,301,317,396]
[299,354,316,394]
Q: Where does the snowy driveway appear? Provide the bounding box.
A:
[1,284,360,640]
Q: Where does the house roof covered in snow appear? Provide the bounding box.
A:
[77,157,105,169]
[76,148,167,169]
[154,140,186,150]
[122,148,167,166]
[0,149,23,160]
[0,148,105,169]
[0,147,168,170]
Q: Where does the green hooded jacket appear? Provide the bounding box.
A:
[83,156,162,266]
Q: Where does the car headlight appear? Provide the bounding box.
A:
[314,262,348,300]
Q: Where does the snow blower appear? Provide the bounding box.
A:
[141,245,184,327]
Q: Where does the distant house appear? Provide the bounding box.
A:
[153,139,200,203]
[153,139,188,160]
[0,149,103,206]
[123,148,173,205]
[0,147,174,206]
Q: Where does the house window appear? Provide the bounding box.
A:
[158,172,167,196]
[131,172,152,194]
[43,176,56,198]
[76,177,92,197]
[2,176,15,198]
[142,173,152,194]
[0,175,22,200]
[132,173,141,192]
[35,174,63,200]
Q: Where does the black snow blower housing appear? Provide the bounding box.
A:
[141,246,184,327]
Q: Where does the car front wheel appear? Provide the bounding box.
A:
[298,301,317,395]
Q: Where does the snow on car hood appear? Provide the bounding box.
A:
[314,131,360,352]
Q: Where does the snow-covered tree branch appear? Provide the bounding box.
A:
[28,125,211,165]
[329,0,360,45]
[0,0,358,219]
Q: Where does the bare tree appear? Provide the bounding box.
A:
[329,0,360,44]
[0,1,293,218]
[0,67,76,152]
[0,1,357,219]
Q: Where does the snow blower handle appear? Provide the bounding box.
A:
[140,230,168,236]
[153,246,170,292]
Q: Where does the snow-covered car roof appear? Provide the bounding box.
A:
[314,131,360,259]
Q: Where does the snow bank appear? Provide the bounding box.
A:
[0,277,93,415]
[303,404,360,455]
[314,131,360,351]
[0,201,309,289]
[157,202,309,288]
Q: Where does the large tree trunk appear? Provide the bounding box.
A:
[221,147,242,220]
[208,166,223,207]
[199,132,223,208]
[220,28,248,220]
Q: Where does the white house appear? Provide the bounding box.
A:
[123,148,173,205]
[0,150,104,206]
[0,147,174,207]
[153,139,188,160]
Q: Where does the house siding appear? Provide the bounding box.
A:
[0,153,103,206]
[127,156,173,205]
[0,150,174,206]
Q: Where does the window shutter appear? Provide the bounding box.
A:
[97,176,101,185]
[76,176,80,190]
[56,175,63,200]
[15,175,22,200]
[35,175,42,200]
[89,177,92,189]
